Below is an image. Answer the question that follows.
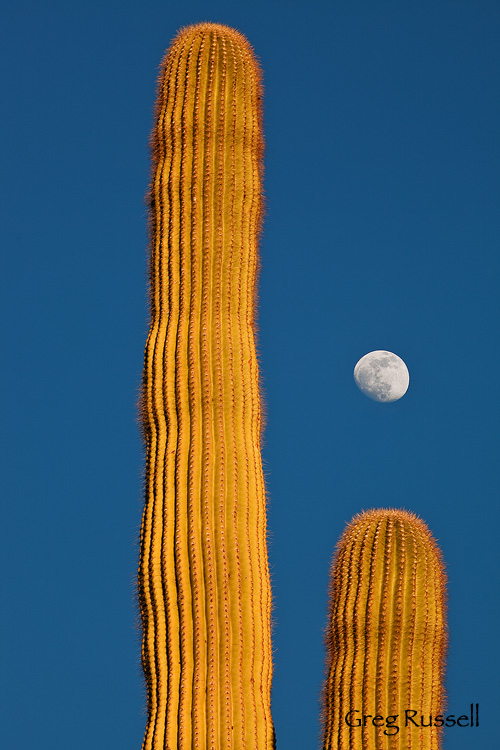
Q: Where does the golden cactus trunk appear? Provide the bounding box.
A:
[321,509,447,750]
[137,22,274,750]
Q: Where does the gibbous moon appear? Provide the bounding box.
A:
[354,350,409,402]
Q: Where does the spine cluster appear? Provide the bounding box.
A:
[321,508,447,750]
[138,22,273,750]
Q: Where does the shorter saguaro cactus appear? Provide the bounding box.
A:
[321,508,447,750]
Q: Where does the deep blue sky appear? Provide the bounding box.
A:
[2,2,499,748]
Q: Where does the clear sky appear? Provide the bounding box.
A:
[2,1,499,748]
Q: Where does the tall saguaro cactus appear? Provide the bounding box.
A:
[321,508,447,750]
[138,22,274,750]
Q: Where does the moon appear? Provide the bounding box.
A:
[353,350,409,402]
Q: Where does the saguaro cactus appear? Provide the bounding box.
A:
[137,22,274,750]
[138,20,449,750]
[321,508,447,750]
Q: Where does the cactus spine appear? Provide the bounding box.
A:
[138,22,274,750]
[321,508,447,749]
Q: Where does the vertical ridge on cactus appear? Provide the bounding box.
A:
[321,508,447,750]
[137,22,274,749]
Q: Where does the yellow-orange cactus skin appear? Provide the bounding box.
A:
[137,22,274,750]
[321,509,447,750]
